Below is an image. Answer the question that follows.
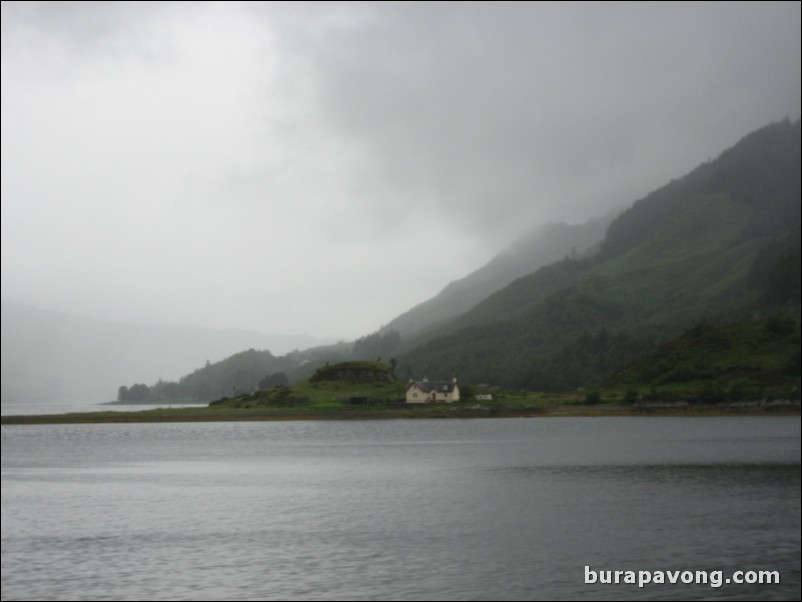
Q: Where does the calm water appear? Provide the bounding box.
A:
[1,401,208,416]
[2,417,800,601]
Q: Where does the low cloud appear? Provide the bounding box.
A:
[2,2,799,338]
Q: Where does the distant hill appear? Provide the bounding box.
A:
[0,303,333,405]
[115,339,356,404]
[382,212,618,339]
[398,120,801,390]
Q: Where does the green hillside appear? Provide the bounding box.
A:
[399,120,801,390]
[608,317,801,403]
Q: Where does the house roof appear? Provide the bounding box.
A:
[408,380,458,393]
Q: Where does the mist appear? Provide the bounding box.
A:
[2,1,800,339]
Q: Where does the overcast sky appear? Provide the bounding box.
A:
[2,1,800,340]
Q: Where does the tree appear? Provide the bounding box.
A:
[258,372,289,390]
[127,383,151,402]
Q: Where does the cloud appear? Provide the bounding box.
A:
[1,2,800,339]
[268,2,801,234]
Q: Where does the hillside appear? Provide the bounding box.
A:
[116,341,355,403]
[107,121,801,401]
[309,361,395,384]
[382,212,617,338]
[398,120,801,390]
[608,316,800,402]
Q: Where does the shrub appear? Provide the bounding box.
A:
[584,391,601,405]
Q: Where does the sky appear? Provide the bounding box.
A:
[2,1,800,340]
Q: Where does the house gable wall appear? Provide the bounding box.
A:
[406,380,460,404]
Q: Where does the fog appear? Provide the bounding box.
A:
[2,1,800,339]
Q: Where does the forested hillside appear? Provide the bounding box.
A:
[398,120,801,389]
[383,213,618,338]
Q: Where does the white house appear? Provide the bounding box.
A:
[406,377,460,404]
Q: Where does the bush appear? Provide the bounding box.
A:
[584,391,601,405]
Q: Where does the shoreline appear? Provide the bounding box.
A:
[2,402,799,425]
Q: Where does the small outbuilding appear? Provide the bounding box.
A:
[406,377,460,404]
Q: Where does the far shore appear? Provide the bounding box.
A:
[100,400,210,406]
[2,400,799,425]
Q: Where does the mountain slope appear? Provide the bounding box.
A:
[399,120,801,389]
[382,212,618,338]
[608,316,800,402]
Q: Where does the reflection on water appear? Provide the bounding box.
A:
[2,417,800,600]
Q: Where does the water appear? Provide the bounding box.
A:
[1,401,208,416]
[2,417,800,600]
